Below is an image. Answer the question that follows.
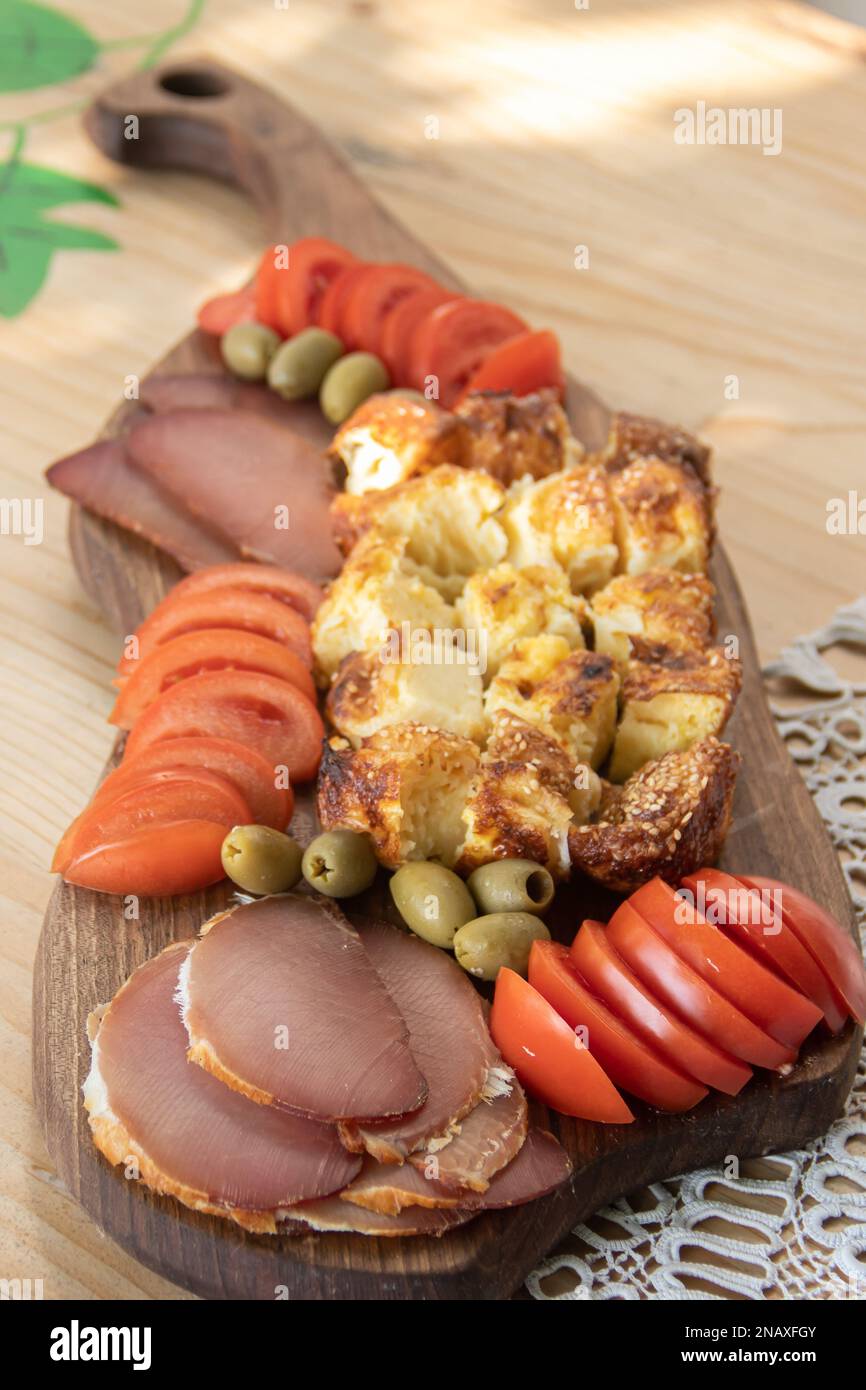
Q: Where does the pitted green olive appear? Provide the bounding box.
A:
[467,859,555,916]
[301,829,377,898]
[267,327,344,400]
[453,912,551,981]
[220,322,281,381]
[221,824,303,895]
[319,352,390,424]
[389,862,477,948]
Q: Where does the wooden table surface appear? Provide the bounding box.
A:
[2,0,864,1301]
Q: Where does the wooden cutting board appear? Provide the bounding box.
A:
[32,59,862,1302]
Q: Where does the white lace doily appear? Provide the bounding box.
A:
[527,599,866,1301]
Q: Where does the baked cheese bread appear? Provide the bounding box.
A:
[326,642,485,747]
[455,390,583,484]
[330,393,469,495]
[485,638,619,769]
[592,409,713,489]
[608,456,711,575]
[500,464,619,595]
[590,569,716,669]
[456,563,588,681]
[608,646,742,782]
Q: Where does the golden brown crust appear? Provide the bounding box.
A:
[568,736,740,892]
[325,644,485,746]
[501,464,618,594]
[455,390,583,484]
[590,568,716,668]
[620,646,741,705]
[593,409,713,488]
[486,646,619,769]
[608,456,712,575]
[329,393,470,493]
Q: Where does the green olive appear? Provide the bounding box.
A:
[319,352,390,425]
[267,327,344,400]
[220,321,281,381]
[467,859,555,916]
[389,862,477,948]
[453,912,551,981]
[221,824,303,895]
[302,829,378,898]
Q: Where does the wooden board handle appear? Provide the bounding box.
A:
[84,57,416,253]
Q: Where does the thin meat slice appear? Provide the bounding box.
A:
[340,922,498,1162]
[409,1069,529,1193]
[46,439,239,571]
[340,1128,571,1217]
[126,408,342,580]
[180,896,427,1123]
[281,1193,474,1238]
[85,943,360,1233]
[139,374,333,449]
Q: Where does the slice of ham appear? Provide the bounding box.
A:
[280,1193,474,1238]
[340,922,498,1162]
[139,374,333,450]
[46,439,239,572]
[84,942,360,1233]
[408,1069,529,1193]
[180,896,427,1123]
[340,1127,571,1218]
[126,408,342,580]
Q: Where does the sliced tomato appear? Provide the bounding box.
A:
[122,670,324,783]
[408,298,528,404]
[115,590,312,681]
[681,869,848,1034]
[606,903,796,1071]
[626,878,822,1050]
[740,875,866,1025]
[94,736,292,831]
[168,563,323,622]
[317,262,372,342]
[109,629,315,729]
[276,237,357,337]
[459,329,564,402]
[64,820,229,897]
[380,285,458,382]
[253,244,289,335]
[340,264,440,357]
[53,767,249,876]
[491,967,633,1122]
[197,285,256,336]
[570,920,752,1095]
[529,941,707,1112]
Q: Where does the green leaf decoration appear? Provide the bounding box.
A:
[0,0,99,92]
[0,162,119,316]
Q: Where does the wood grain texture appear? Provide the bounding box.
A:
[30,53,862,1301]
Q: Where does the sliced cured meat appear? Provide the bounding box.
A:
[409,1070,528,1193]
[340,922,497,1162]
[180,896,427,1123]
[340,1128,571,1217]
[126,408,342,580]
[168,562,324,623]
[85,943,360,1232]
[138,374,333,450]
[281,1193,472,1237]
[46,440,239,572]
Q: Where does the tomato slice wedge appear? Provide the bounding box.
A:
[740,875,866,1025]
[276,237,357,337]
[197,285,256,336]
[115,590,312,681]
[317,262,371,342]
[168,563,323,622]
[570,920,752,1095]
[529,941,707,1112]
[408,298,528,404]
[53,767,250,875]
[254,244,288,335]
[681,869,848,1034]
[122,670,324,783]
[626,878,822,1050]
[340,264,440,357]
[94,736,292,831]
[459,329,564,402]
[380,286,458,383]
[109,628,315,729]
[64,820,229,897]
[491,967,634,1122]
[606,903,796,1071]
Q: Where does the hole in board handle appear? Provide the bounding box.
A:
[159,69,230,99]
